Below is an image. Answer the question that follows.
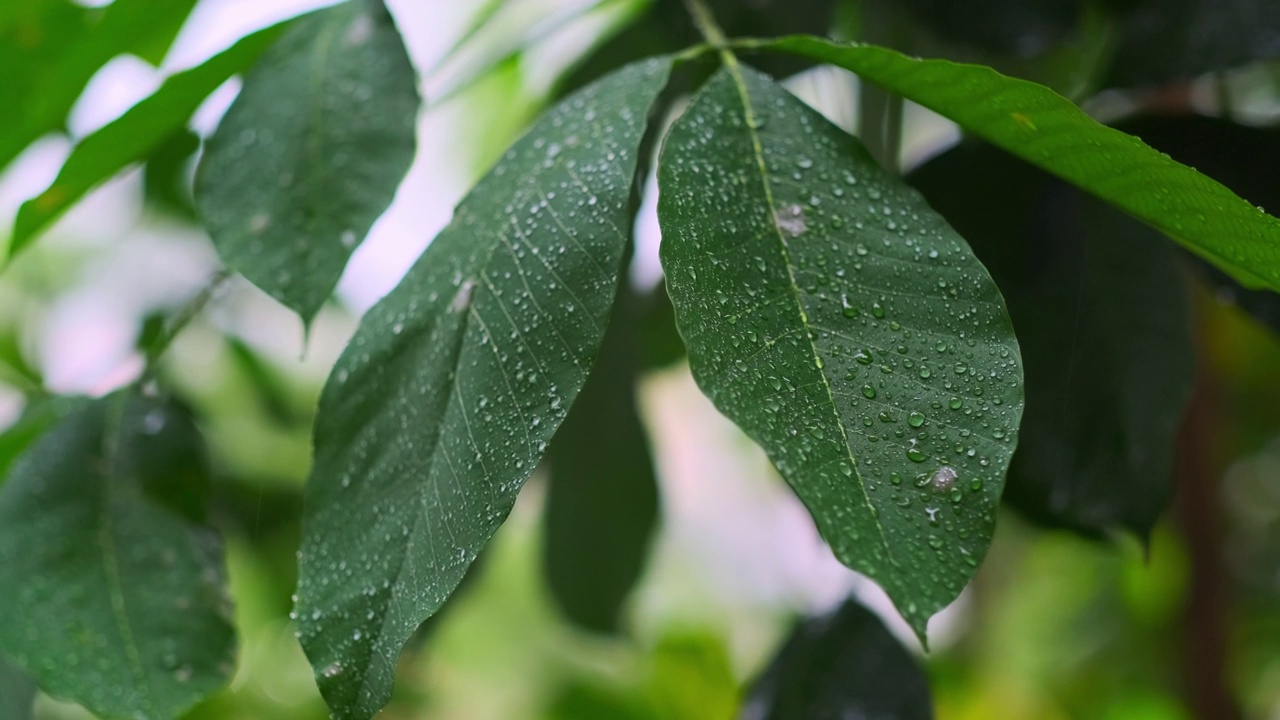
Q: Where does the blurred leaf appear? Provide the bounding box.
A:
[758,36,1280,293]
[226,338,308,428]
[742,598,933,720]
[195,0,419,325]
[0,0,197,173]
[143,128,201,218]
[293,58,674,720]
[0,393,235,720]
[638,282,685,370]
[899,0,1082,57]
[0,397,81,482]
[114,394,212,524]
[0,330,42,392]
[1105,0,1280,88]
[658,63,1023,637]
[543,288,660,634]
[8,21,288,260]
[545,681,654,720]
[910,141,1194,539]
[0,654,35,720]
[648,633,740,719]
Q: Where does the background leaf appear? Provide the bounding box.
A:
[0,654,36,720]
[658,62,1022,636]
[9,21,288,259]
[0,394,235,720]
[0,0,197,174]
[756,36,1280,293]
[543,286,660,634]
[910,141,1194,540]
[195,0,420,324]
[742,597,933,720]
[294,58,673,720]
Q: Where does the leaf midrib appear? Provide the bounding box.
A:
[719,56,893,558]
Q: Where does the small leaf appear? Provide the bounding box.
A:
[0,394,235,720]
[0,655,36,720]
[195,0,420,324]
[658,63,1022,636]
[543,288,660,634]
[756,36,1280,293]
[294,57,674,719]
[742,598,933,720]
[8,20,288,260]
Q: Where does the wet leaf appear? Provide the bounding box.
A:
[756,36,1280,293]
[195,0,419,324]
[0,394,235,720]
[910,141,1193,540]
[0,655,35,720]
[9,21,287,260]
[658,63,1022,637]
[742,598,933,720]
[294,57,674,720]
[543,288,660,634]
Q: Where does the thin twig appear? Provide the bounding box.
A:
[142,269,232,378]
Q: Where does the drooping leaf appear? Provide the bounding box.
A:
[8,21,288,260]
[753,36,1280,293]
[658,62,1022,637]
[0,394,235,720]
[294,57,674,719]
[543,287,660,634]
[910,141,1194,540]
[0,654,36,720]
[195,0,420,324]
[742,597,933,720]
[0,0,197,174]
[1104,0,1280,88]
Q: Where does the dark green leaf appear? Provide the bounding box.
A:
[900,0,1082,57]
[0,654,35,720]
[195,0,420,324]
[545,682,654,720]
[143,128,201,219]
[755,36,1280,293]
[742,597,933,720]
[1105,0,1280,88]
[0,0,197,173]
[0,394,235,720]
[910,141,1193,540]
[657,62,1022,637]
[294,57,674,720]
[0,397,81,483]
[8,21,287,260]
[543,288,660,634]
[638,282,686,370]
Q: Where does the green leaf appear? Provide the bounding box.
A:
[0,394,235,720]
[294,57,674,719]
[143,128,201,219]
[657,62,1022,636]
[911,141,1194,539]
[899,0,1081,57]
[743,598,933,720]
[543,288,660,634]
[0,0,197,174]
[0,397,81,483]
[753,36,1280,293]
[195,0,420,324]
[8,21,288,260]
[0,654,36,720]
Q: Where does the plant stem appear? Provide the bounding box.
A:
[143,269,232,377]
[681,0,728,49]
[855,0,904,173]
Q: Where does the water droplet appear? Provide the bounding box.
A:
[861,384,877,399]
[907,412,925,428]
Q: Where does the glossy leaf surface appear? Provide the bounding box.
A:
[0,395,234,720]
[294,58,673,719]
[195,0,419,323]
[756,36,1280,293]
[9,22,286,259]
[743,598,933,720]
[658,63,1022,636]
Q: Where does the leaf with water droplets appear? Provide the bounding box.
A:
[0,394,235,720]
[543,288,659,634]
[911,140,1194,540]
[294,57,674,719]
[658,63,1023,637]
[757,36,1280,294]
[742,597,933,720]
[0,655,35,720]
[195,0,419,324]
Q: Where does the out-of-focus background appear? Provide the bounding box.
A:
[3,1,1280,718]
